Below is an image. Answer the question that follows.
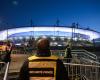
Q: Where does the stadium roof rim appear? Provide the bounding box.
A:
[21,25,100,33]
[0,26,100,40]
[1,25,100,33]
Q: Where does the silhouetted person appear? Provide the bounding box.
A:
[19,38,69,80]
[65,45,72,63]
[2,41,12,63]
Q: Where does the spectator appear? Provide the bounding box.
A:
[19,38,69,80]
[64,44,72,63]
[2,40,12,63]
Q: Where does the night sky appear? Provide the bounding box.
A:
[0,0,100,32]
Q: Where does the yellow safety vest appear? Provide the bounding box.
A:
[28,55,58,80]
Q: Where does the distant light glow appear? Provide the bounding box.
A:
[12,0,18,5]
[15,43,21,46]
[41,36,47,38]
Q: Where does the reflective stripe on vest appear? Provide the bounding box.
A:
[28,55,58,80]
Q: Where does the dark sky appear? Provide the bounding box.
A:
[0,0,100,32]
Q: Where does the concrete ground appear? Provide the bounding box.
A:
[9,54,29,73]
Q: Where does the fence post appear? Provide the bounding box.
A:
[3,62,10,80]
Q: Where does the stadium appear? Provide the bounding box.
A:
[0,26,100,46]
[0,26,100,40]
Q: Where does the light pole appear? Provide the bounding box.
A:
[71,23,76,48]
[6,23,9,40]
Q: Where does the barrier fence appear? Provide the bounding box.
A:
[0,62,10,80]
[0,62,6,80]
[64,62,100,80]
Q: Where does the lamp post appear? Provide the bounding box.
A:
[6,23,9,40]
[71,23,76,48]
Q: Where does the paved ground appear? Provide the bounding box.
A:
[9,54,29,73]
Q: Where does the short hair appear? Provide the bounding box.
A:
[37,38,50,50]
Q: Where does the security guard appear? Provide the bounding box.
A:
[19,38,69,80]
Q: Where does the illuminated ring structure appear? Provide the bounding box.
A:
[0,26,100,40]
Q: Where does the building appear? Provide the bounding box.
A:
[0,26,100,46]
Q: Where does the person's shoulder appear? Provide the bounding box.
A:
[28,55,59,61]
[28,55,36,61]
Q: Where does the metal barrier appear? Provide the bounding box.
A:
[64,62,100,80]
[51,49,99,64]
[71,50,97,61]
[0,62,6,80]
[0,62,10,80]
[3,62,10,80]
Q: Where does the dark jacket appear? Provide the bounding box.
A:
[19,55,69,80]
[1,46,12,63]
[65,47,72,63]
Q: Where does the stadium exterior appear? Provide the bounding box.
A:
[0,26,100,41]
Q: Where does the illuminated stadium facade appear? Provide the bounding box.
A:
[0,26,100,41]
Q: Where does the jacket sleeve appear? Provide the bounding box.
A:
[56,59,69,80]
[18,60,29,80]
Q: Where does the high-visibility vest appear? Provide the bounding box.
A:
[28,55,58,80]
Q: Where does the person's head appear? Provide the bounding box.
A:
[36,38,51,56]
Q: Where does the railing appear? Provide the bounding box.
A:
[3,62,10,80]
[64,62,100,80]
[0,62,10,80]
[0,61,6,80]
[76,49,96,60]
[71,50,97,61]
[51,49,98,63]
